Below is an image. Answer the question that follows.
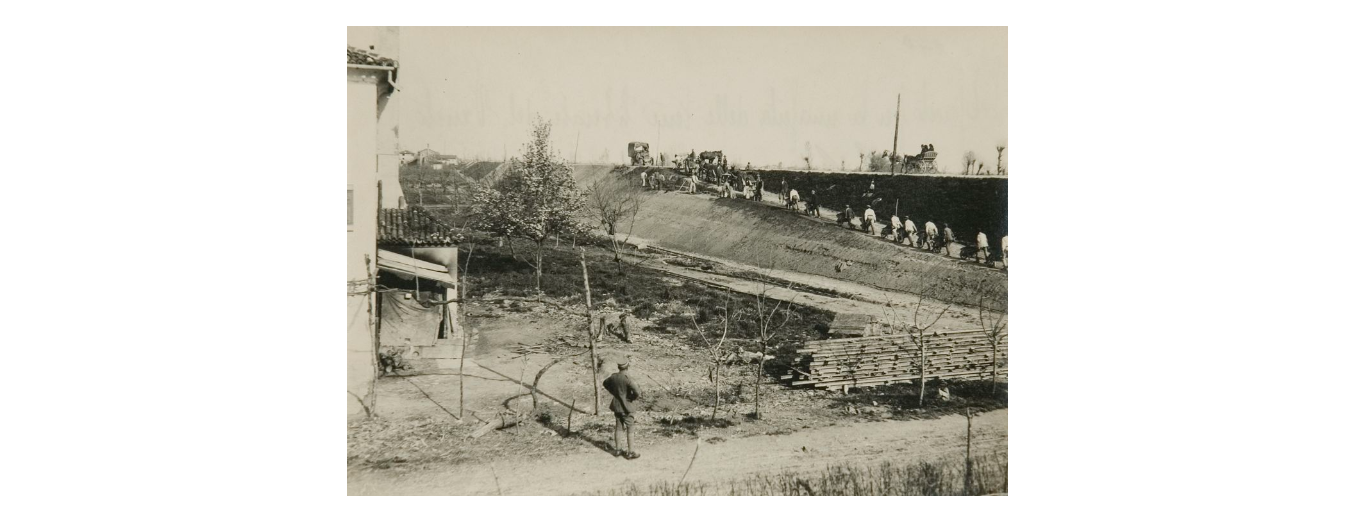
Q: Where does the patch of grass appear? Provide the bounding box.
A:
[458,235,834,342]
[591,451,1008,495]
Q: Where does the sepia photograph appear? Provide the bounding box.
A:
[347,26,1008,496]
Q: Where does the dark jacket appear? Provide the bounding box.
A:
[602,371,640,415]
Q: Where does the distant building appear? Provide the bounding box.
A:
[415,147,459,168]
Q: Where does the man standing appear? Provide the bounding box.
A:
[806,189,820,216]
[924,220,939,251]
[862,205,877,235]
[602,362,641,459]
[942,223,955,256]
[890,214,904,242]
[977,230,990,263]
[903,216,918,247]
[841,205,856,230]
[640,170,648,189]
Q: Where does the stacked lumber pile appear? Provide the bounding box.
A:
[827,313,881,338]
[783,329,1008,390]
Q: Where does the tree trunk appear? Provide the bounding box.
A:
[535,239,545,295]
[579,247,601,415]
[711,362,721,420]
[992,339,1000,395]
[917,335,927,408]
[753,356,764,419]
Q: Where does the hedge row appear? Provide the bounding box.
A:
[750,170,1008,247]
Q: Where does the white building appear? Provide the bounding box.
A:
[347,26,406,418]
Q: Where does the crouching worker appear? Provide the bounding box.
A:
[603,362,642,459]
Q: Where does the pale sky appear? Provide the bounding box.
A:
[393,27,1006,172]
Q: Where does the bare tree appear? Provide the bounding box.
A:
[749,267,798,420]
[458,244,475,419]
[859,153,865,172]
[578,246,602,415]
[803,156,812,171]
[976,281,1009,394]
[690,289,737,420]
[902,265,953,407]
[995,145,1006,176]
[584,177,647,276]
[963,151,977,175]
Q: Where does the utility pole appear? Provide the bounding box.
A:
[574,131,580,165]
[891,93,900,174]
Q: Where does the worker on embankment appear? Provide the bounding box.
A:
[903,216,918,247]
[602,362,641,460]
[806,190,820,216]
[862,205,877,236]
[977,230,990,263]
[925,220,938,251]
[788,188,800,211]
[841,205,857,230]
[942,223,955,255]
[640,170,649,189]
[890,214,904,242]
[1002,235,1008,268]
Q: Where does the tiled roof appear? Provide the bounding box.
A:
[348,46,398,68]
[378,207,460,247]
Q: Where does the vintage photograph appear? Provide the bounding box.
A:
[347,26,1008,496]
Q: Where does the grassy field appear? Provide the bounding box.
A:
[599,172,1006,309]
[595,450,1008,496]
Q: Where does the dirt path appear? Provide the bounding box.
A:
[631,247,988,331]
[348,409,1006,495]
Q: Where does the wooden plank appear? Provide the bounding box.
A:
[797,368,1010,387]
[801,338,1002,355]
[802,329,989,348]
[805,336,1003,352]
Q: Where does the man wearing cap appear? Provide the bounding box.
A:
[862,205,877,235]
[602,362,642,459]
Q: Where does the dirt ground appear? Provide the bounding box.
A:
[349,292,1007,495]
[349,408,1007,495]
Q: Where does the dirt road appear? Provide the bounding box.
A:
[633,246,988,332]
[348,409,1006,495]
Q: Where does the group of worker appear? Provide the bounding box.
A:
[717,171,765,200]
[775,181,1006,265]
[638,168,700,194]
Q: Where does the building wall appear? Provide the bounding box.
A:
[348,74,380,419]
